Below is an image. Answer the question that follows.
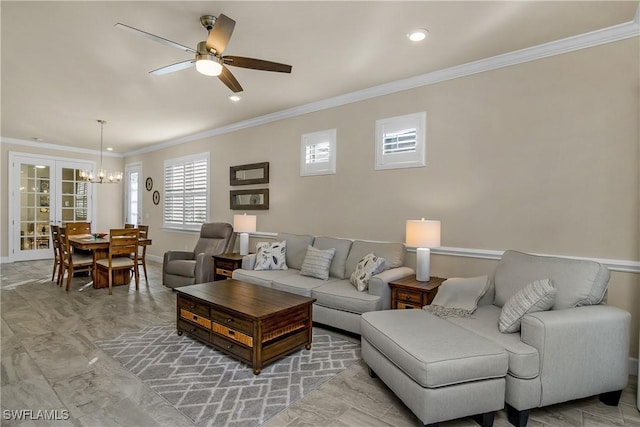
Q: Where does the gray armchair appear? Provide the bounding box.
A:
[163,222,236,289]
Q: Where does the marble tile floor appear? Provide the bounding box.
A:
[0,259,638,427]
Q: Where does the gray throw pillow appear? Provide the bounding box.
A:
[499,279,556,333]
[300,246,336,280]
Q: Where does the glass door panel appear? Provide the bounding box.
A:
[60,167,90,224]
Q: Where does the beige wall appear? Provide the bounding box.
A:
[3,38,639,356]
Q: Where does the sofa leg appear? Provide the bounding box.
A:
[425,424,439,427]
[599,389,622,406]
[472,411,495,427]
[367,367,378,378]
[506,404,529,427]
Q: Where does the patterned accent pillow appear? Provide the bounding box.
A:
[253,241,288,271]
[499,279,556,333]
[300,246,336,280]
[349,253,386,292]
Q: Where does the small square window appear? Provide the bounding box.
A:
[375,112,426,170]
[300,129,337,176]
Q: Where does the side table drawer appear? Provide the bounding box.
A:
[216,259,237,270]
[396,289,423,305]
[215,267,233,278]
[397,302,422,310]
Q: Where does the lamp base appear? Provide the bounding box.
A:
[239,232,249,256]
[415,247,431,282]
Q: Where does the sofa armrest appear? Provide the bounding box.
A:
[194,253,215,283]
[164,251,195,263]
[242,254,257,270]
[520,305,630,407]
[368,267,415,310]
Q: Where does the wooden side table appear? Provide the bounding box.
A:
[212,253,244,281]
[389,275,446,309]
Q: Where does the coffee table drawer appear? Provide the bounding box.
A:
[178,319,210,342]
[211,334,252,361]
[210,311,253,335]
[212,323,254,347]
[178,296,209,318]
[180,309,212,329]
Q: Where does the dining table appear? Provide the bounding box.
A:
[68,233,152,289]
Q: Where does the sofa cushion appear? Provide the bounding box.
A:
[277,233,315,270]
[493,250,609,310]
[345,241,405,278]
[312,280,382,314]
[300,245,335,280]
[231,268,298,288]
[447,305,540,380]
[254,241,288,270]
[499,279,556,333]
[313,236,353,279]
[361,310,508,388]
[271,273,334,297]
[350,253,386,291]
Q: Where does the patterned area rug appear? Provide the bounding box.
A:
[95,325,361,427]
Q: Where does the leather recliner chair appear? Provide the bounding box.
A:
[163,222,236,289]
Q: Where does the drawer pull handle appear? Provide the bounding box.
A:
[227,345,233,350]
[190,328,196,332]
[228,330,235,336]
[190,304,195,309]
[226,318,233,323]
[406,296,412,300]
[193,315,198,320]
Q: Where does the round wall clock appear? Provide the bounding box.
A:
[145,177,153,191]
[152,190,160,205]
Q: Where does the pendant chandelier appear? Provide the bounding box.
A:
[80,120,122,184]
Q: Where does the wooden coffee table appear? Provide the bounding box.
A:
[175,279,316,375]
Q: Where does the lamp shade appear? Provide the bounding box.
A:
[233,214,257,233]
[406,219,441,248]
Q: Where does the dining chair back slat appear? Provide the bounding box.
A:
[137,225,149,282]
[51,225,62,284]
[65,222,91,235]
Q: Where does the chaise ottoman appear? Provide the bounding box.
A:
[361,310,508,426]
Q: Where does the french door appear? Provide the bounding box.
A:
[9,153,95,261]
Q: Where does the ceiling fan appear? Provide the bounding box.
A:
[115,14,292,93]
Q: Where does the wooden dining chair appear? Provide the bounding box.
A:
[96,228,140,295]
[65,222,92,235]
[124,223,135,229]
[59,226,93,291]
[129,225,149,282]
[50,225,62,283]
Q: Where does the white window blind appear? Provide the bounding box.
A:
[163,153,209,230]
[375,112,426,170]
[300,129,337,176]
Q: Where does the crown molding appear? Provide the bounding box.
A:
[1,137,123,158]
[124,18,640,157]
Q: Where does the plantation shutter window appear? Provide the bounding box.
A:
[164,153,209,230]
[300,129,337,176]
[375,112,426,170]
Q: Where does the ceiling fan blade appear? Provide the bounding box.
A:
[150,60,195,75]
[218,65,243,93]
[115,23,196,54]
[205,14,236,54]
[223,56,292,73]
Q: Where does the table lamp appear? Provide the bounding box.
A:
[406,218,441,281]
[233,213,257,256]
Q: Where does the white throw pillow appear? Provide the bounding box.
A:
[253,241,288,271]
[424,276,490,318]
[499,279,556,333]
[349,253,385,292]
[300,246,336,280]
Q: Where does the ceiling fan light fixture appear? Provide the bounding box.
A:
[407,28,429,42]
[196,55,222,76]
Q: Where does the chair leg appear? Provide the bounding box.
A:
[142,260,148,282]
[51,262,57,282]
[108,268,113,295]
[134,266,140,290]
[66,266,73,291]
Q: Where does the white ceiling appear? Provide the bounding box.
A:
[2,1,638,154]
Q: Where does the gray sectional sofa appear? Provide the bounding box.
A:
[231,232,414,334]
[361,250,631,427]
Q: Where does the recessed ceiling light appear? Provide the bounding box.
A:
[107,147,114,151]
[407,28,429,42]
[228,94,241,102]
